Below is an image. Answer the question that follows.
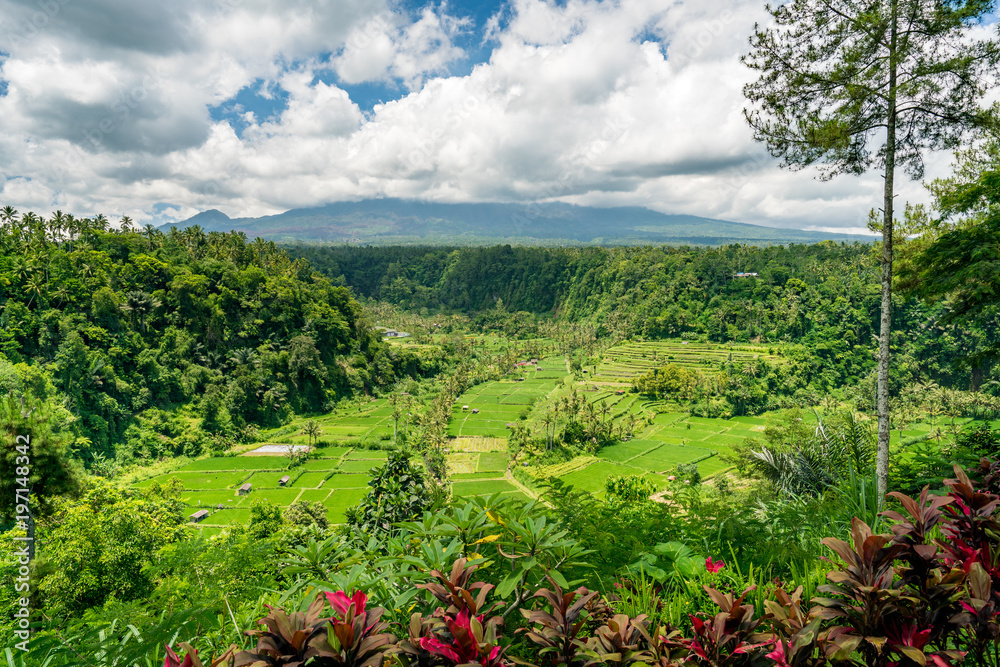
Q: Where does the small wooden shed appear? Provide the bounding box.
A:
[238,482,252,496]
[278,475,291,487]
[189,509,209,523]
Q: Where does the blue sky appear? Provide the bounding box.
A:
[0,0,995,232]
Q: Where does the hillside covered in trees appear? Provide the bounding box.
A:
[291,241,1000,399]
[0,211,443,466]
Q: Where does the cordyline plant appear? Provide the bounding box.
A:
[515,577,599,667]
[806,463,1000,667]
[662,587,772,667]
[397,558,508,667]
[164,642,237,667]
[234,590,396,667]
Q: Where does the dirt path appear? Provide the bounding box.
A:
[505,467,545,503]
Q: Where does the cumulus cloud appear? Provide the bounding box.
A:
[0,0,977,229]
[332,4,469,89]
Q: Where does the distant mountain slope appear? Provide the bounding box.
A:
[162,199,874,246]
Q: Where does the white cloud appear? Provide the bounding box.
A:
[0,0,986,230]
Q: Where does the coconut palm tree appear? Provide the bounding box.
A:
[0,205,18,225]
[301,420,322,448]
[121,290,160,333]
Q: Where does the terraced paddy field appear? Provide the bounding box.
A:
[448,358,570,438]
[592,340,785,384]
[522,409,853,497]
[134,448,384,528]
[255,398,397,449]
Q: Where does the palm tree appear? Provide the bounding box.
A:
[23,278,44,307]
[229,347,260,369]
[121,290,160,332]
[541,412,554,450]
[301,420,322,448]
[0,205,18,225]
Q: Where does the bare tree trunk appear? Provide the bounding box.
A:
[876,0,899,506]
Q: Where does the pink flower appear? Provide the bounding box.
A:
[705,557,726,573]
[325,590,367,621]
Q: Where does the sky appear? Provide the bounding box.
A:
[0,0,995,234]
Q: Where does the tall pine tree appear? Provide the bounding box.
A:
[743,0,999,500]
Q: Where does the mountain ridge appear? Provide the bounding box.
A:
[162,198,875,246]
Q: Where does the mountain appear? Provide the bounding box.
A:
[162,199,875,246]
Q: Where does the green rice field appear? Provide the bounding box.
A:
[592,340,785,384]
[448,357,570,438]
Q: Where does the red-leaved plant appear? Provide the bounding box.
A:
[397,558,508,667]
[234,590,396,667]
[164,643,236,667]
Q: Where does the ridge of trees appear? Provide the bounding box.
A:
[0,211,441,465]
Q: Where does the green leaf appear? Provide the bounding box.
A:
[548,569,569,589]
[497,574,519,599]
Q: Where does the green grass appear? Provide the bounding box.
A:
[296,489,332,503]
[136,471,251,489]
[179,490,245,507]
[451,480,518,497]
[697,457,734,478]
[178,457,288,471]
[292,472,333,487]
[301,459,341,471]
[208,508,251,525]
[656,427,719,440]
[339,459,383,473]
[559,462,642,495]
[247,471,297,487]
[705,433,750,447]
[477,452,508,472]
[345,449,390,460]
[311,445,351,458]
[630,445,714,471]
[597,440,659,463]
[323,474,371,489]
[250,489,303,505]
[324,488,368,523]
[451,472,506,480]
